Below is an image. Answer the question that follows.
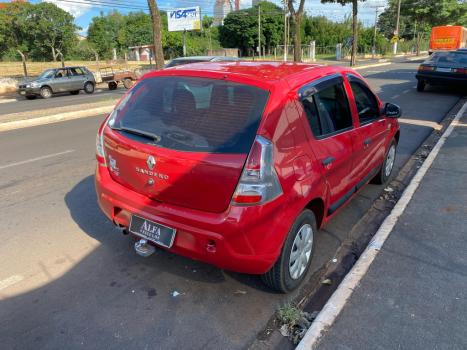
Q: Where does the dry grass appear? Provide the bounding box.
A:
[0,60,154,78]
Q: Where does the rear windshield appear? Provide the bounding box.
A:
[426,52,467,66]
[108,76,269,153]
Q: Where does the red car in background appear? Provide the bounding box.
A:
[95,62,401,292]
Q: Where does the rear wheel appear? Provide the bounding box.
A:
[108,81,118,90]
[123,78,134,89]
[84,82,95,94]
[262,210,316,293]
[417,79,425,92]
[373,140,397,185]
[70,90,80,95]
[40,86,52,99]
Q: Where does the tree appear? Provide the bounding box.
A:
[24,2,78,61]
[287,0,306,62]
[321,0,366,66]
[147,0,164,69]
[88,11,125,60]
[219,2,284,56]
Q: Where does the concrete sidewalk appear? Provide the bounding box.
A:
[313,104,467,349]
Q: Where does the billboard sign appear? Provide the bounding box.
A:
[168,7,201,32]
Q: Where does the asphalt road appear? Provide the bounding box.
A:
[0,87,125,115]
[0,60,462,350]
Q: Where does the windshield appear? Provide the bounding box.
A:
[108,76,269,153]
[38,69,55,79]
[425,52,467,66]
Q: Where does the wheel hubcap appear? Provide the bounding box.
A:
[289,224,313,280]
[385,145,396,177]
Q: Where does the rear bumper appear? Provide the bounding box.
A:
[416,73,467,86]
[95,164,293,274]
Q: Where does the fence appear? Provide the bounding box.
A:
[0,59,153,79]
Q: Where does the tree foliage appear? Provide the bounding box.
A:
[219,2,284,55]
[378,0,467,39]
[0,1,78,61]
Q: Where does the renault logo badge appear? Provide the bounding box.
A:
[146,155,156,170]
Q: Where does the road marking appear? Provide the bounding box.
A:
[391,94,400,99]
[354,62,392,70]
[0,150,74,170]
[403,89,411,94]
[0,275,24,291]
[297,100,467,350]
[0,98,18,104]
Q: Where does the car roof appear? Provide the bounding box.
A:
[154,61,354,90]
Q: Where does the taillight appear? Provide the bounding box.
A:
[454,68,467,74]
[232,136,283,206]
[96,119,108,167]
[418,65,435,72]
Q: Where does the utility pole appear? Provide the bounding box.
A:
[283,1,287,61]
[371,6,383,58]
[393,0,402,55]
[147,0,165,69]
[258,4,261,59]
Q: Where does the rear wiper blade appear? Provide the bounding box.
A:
[112,126,161,143]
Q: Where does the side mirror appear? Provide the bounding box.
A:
[384,102,401,118]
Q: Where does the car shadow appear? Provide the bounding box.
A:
[64,175,276,292]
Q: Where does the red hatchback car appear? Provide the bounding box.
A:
[95,62,400,292]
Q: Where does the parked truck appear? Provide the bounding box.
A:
[429,26,467,53]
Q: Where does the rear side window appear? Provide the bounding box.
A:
[70,67,85,76]
[109,76,269,153]
[300,78,353,138]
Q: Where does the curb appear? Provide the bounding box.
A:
[0,105,113,132]
[353,62,392,70]
[296,100,467,350]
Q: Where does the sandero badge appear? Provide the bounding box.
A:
[95,61,400,292]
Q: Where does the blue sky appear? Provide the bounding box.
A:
[21,0,388,34]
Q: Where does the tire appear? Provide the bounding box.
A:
[417,79,425,92]
[25,95,36,100]
[84,82,95,94]
[373,140,397,185]
[70,90,80,95]
[108,82,118,90]
[262,209,316,293]
[40,86,52,99]
[123,78,134,89]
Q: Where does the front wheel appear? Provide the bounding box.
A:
[40,86,52,99]
[373,140,397,185]
[262,210,316,293]
[417,79,425,92]
[84,82,95,94]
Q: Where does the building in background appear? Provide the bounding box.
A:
[213,0,233,26]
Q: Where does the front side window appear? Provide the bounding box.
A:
[300,79,353,138]
[349,79,380,124]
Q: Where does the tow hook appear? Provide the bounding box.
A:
[134,239,156,257]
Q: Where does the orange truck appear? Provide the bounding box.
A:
[429,26,467,53]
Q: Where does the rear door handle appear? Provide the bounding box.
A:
[364,138,372,147]
[322,156,335,166]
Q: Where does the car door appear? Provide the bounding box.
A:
[69,67,87,90]
[345,74,388,187]
[51,68,69,92]
[295,74,356,215]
